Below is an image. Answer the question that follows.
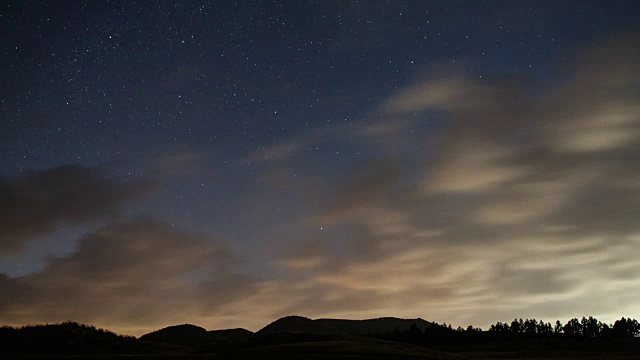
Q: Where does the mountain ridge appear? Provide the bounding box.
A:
[137,315,434,347]
[140,315,435,338]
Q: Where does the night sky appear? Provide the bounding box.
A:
[2,1,640,336]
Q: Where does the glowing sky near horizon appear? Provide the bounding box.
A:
[1,1,640,336]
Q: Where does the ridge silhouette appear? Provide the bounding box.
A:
[1,315,638,358]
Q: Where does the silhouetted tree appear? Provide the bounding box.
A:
[613,317,640,338]
[490,322,509,333]
[510,318,523,334]
[582,316,601,338]
[601,322,611,338]
[524,319,537,334]
[563,318,582,336]
[536,320,552,334]
[554,320,563,334]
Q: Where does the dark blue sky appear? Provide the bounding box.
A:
[4,1,636,172]
[2,1,640,335]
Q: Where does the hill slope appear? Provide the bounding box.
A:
[208,328,254,342]
[318,317,434,335]
[139,324,209,348]
[0,322,145,356]
[139,324,253,348]
[257,315,433,336]
[257,315,344,335]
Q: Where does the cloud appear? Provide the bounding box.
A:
[0,165,154,254]
[314,159,400,225]
[0,217,256,336]
[544,35,640,154]
[278,239,328,269]
[258,34,640,328]
[245,139,311,163]
[244,124,355,164]
[151,145,214,177]
[426,140,530,194]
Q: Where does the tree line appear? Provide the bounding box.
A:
[485,316,639,338]
[374,316,640,352]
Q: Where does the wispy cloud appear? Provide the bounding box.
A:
[263,34,640,327]
[0,217,256,336]
[0,165,154,254]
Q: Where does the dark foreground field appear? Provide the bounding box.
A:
[5,341,638,360]
[6,349,639,360]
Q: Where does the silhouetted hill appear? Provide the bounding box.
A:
[139,324,253,349]
[318,317,434,335]
[257,315,344,335]
[139,324,209,348]
[0,322,147,356]
[256,315,433,336]
[208,328,254,342]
